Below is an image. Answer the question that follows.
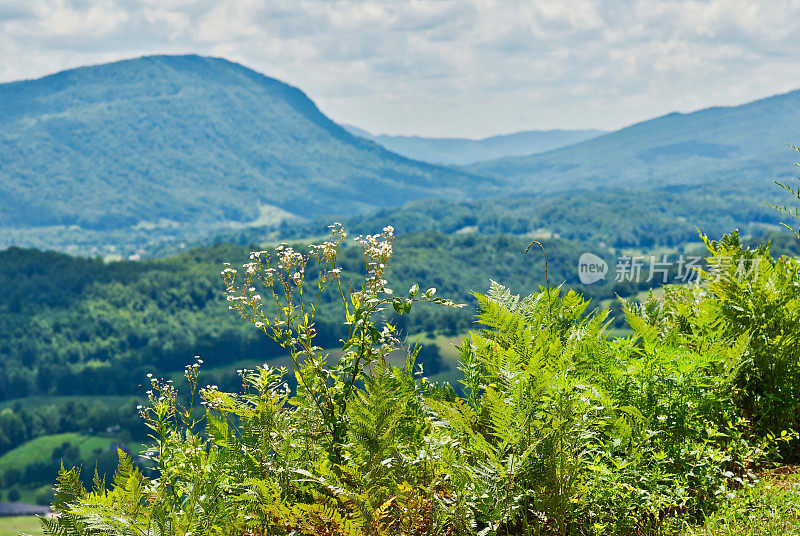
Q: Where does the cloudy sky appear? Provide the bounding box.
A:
[1,0,799,138]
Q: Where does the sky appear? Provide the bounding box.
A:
[1,0,800,138]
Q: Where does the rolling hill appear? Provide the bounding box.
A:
[467,89,800,193]
[0,55,494,232]
[2,54,799,257]
[343,125,604,165]
[266,182,786,250]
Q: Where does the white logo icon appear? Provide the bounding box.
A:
[578,253,608,285]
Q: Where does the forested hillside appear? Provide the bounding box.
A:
[0,232,654,403]
[250,182,788,250]
[0,55,491,233]
[468,88,800,193]
[2,56,799,258]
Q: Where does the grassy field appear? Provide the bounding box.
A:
[0,516,43,536]
[0,395,142,411]
[0,433,144,477]
[684,467,800,535]
[1,432,147,505]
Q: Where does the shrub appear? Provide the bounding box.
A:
[41,223,799,536]
[626,231,800,452]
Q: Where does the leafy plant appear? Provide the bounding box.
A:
[768,145,800,240]
[39,220,800,536]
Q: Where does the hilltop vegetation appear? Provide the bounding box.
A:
[43,217,800,536]
[252,183,787,251]
[1,225,696,496]
[0,232,663,404]
[3,205,795,499]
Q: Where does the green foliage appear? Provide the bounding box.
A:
[0,230,656,408]
[275,185,785,251]
[40,226,462,536]
[682,468,800,536]
[38,221,800,536]
[769,147,800,240]
[627,231,800,444]
[0,432,143,495]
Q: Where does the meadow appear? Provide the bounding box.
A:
[0,516,42,536]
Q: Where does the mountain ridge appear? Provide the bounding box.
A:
[0,54,495,231]
[467,87,800,192]
[343,125,605,165]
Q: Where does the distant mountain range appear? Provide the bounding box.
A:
[0,55,492,231]
[467,90,800,193]
[1,54,798,254]
[342,125,604,165]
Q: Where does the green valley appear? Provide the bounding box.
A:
[3,50,800,536]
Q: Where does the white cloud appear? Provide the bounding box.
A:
[1,0,799,137]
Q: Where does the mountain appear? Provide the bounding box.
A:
[0,55,494,232]
[343,126,604,165]
[467,89,800,193]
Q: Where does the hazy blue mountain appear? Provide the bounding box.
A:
[0,55,494,232]
[467,89,800,193]
[343,125,605,165]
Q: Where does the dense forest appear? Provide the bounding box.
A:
[0,232,666,402]
[253,183,788,249]
[0,225,724,500]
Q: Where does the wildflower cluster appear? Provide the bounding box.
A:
[354,225,394,295]
[139,373,177,421]
[309,221,347,284]
[219,224,464,466]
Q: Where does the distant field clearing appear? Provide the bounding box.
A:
[0,515,43,536]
